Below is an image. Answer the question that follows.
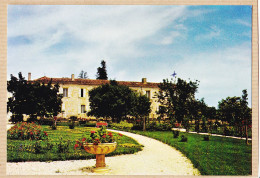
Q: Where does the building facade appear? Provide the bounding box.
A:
[34,74,161,119]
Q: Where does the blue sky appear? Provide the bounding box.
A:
[7,5,252,107]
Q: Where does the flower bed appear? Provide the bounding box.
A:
[7,122,48,140]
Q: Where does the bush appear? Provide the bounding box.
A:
[84,122,96,127]
[9,114,23,123]
[172,130,179,138]
[39,117,54,126]
[203,135,210,141]
[7,122,48,140]
[132,124,143,130]
[69,116,77,129]
[223,126,234,136]
[180,135,188,142]
[51,124,57,130]
[111,121,133,130]
[147,122,172,131]
[56,138,71,153]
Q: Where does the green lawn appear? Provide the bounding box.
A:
[7,126,143,162]
[131,130,251,175]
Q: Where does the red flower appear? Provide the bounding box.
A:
[102,135,106,138]
[30,132,33,135]
[91,131,95,134]
[118,133,123,137]
[74,144,79,149]
[95,138,100,141]
[82,138,86,141]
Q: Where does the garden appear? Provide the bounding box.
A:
[7,122,143,162]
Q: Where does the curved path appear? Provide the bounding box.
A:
[7,129,200,175]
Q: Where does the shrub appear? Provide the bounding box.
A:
[51,124,57,130]
[56,138,71,153]
[39,117,54,126]
[69,116,77,129]
[203,135,210,141]
[180,135,188,142]
[147,122,172,131]
[223,126,234,136]
[111,121,133,131]
[132,124,143,130]
[9,114,23,123]
[7,122,48,140]
[172,130,179,138]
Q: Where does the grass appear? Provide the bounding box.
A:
[131,130,252,175]
[7,125,143,162]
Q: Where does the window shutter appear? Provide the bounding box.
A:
[68,88,71,97]
[59,87,63,94]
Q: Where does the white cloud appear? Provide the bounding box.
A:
[8,5,190,79]
[195,25,221,41]
[172,42,251,107]
[235,19,251,27]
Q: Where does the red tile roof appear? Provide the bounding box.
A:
[33,76,160,88]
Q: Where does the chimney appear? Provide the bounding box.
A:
[28,72,31,81]
[71,74,75,81]
[142,78,147,84]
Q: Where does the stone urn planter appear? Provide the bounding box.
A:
[84,142,117,172]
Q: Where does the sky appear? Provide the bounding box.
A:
[7,5,252,108]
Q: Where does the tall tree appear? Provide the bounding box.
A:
[240,89,251,144]
[7,72,63,122]
[156,78,199,128]
[78,70,88,79]
[88,80,151,123]
[96,60,108,80]
[218,90,251,141]
[132,94,151,131]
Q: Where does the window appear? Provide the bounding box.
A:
[146,90,151,99]
[81,89,84,97]
[81,105,86,113]
[63,88,68,97]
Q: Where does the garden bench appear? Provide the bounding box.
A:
[96,122,108,128]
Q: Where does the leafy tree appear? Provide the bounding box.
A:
[88,80,133,122]
[188,98,207,132]
[88,80,151,124]
[218,90,251,141]
[7,72,63,122]
[218,96,242,126]
[240,89,251,144]
[96,60,108,80]
[132,94,151,131]
[78,70,88,79]
[156,78,199,129]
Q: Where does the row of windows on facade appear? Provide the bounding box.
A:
[63,88,151,99]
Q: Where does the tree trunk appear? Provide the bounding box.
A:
[143,117,146,131]
[245,124,249,145]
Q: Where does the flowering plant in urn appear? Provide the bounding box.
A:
[74,126,122,149]
[74,126,122,172]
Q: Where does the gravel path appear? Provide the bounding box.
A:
[7,129,200,175]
